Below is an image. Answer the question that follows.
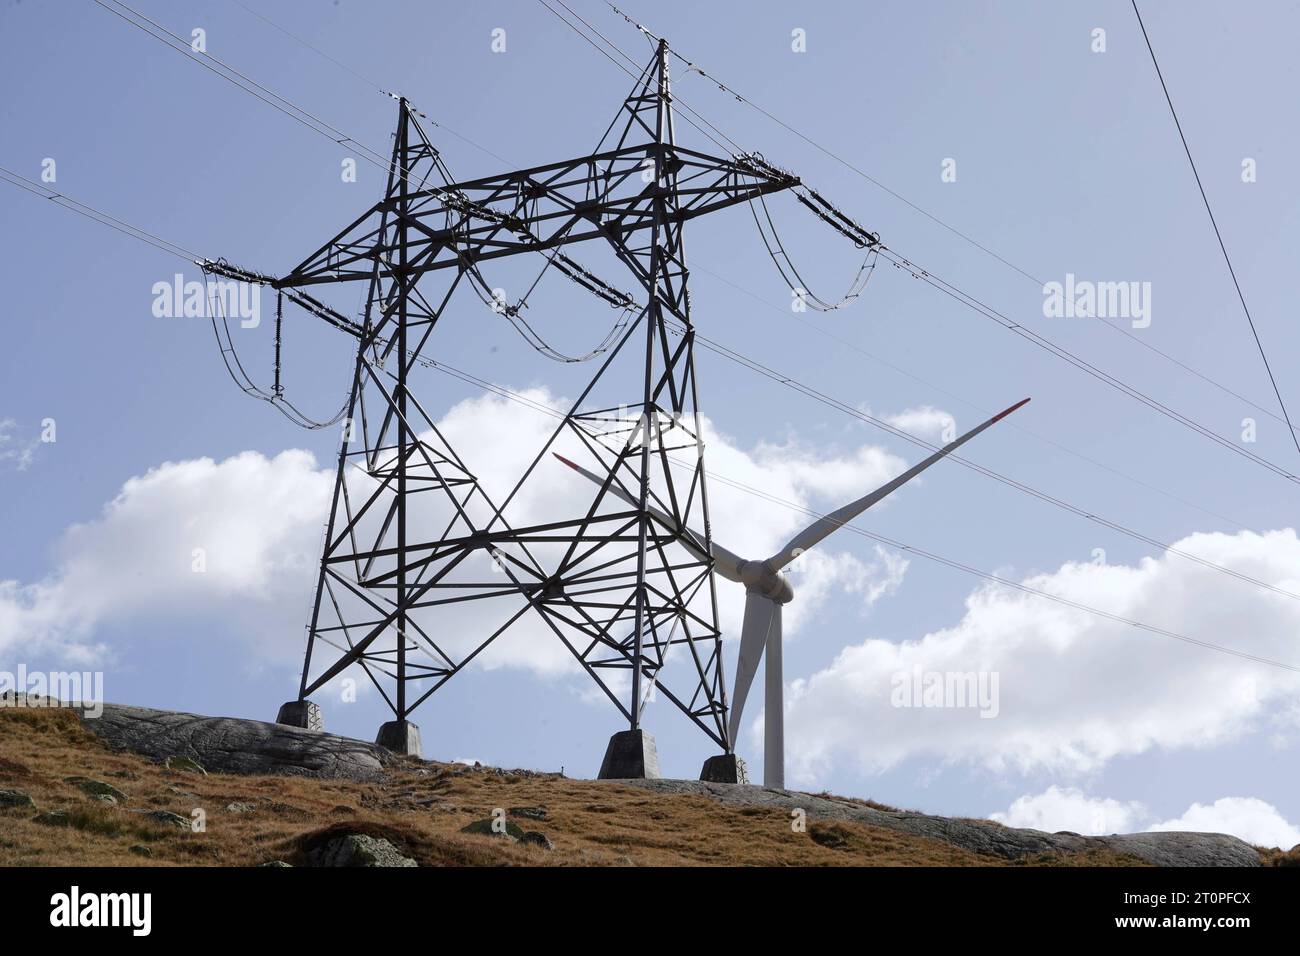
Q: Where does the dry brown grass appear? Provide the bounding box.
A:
[0,708,1151,867]
[1255,845,1300,867]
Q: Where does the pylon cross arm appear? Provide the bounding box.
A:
[275,144,797,290]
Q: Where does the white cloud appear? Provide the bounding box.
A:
[0,449,331,666]
[993,788,1300,848]
[1149,797,1300,849]
[0,418,38,472]
[885,405,956,443]
[748,436,907,509]
[0,389,911,692]
[783,529,1300,783]
[991,785,1146,835]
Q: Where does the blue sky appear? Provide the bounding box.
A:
[3,1,1300,846]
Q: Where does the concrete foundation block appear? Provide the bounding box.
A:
[597,729,660,779]
[375,719,422,757]
[275,699,323,732]
[699,753,748,784]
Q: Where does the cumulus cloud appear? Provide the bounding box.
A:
[0,449,331,666]
[993,787,1300,848]
[1149,797,1300,849]
[0,418,39,472]
[991,786,1146,835]
[0,388,912,687]
[783,529,1300,783]
[885,405,956,443]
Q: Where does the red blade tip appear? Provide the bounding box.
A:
[991,397,1031,423]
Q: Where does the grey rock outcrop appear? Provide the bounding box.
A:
[164,755,207,776]
[620,779,1261,868]
[307,834,416,867]
[0,789,36,810]
[460,817,525,840]
[65,776,128,802]
[81,703,394,781]
[520,830,555,850]
[129,809,191,830]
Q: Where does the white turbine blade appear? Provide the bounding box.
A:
[767,398,1030,570]
[727,591,778,747]
[553,453,746,582]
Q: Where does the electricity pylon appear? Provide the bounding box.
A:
[214,41,799,778]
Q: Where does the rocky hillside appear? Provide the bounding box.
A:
[0,700,1285,867]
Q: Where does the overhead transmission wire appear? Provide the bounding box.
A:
[410,361,1300,676]
[19,159,1280,607]
[679,324,1300,606]
[225,0,516,166]
[1130,0,1300,457]
[0,164,201,261]
[96,0,627,365]
[542,0,1300,488]
[518,4,1300,601]
[65,5,1297,608]
[601,0,1300,443]
[749,190,879,311]
[874,247,1300,485]
[209,289,351,430]
[206,0,1259,536]
[690,257,1252,533]
[128,1,1300,601]
[602,0,1044,285]
[58,5,1300,634]
[6,103,1299,675]
[750,187,1300,487]
[0,162,351,429]
[187,0,1300,480]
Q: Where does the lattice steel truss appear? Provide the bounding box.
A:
[223,42,797,752]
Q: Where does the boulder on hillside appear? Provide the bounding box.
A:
[81,703,395,781]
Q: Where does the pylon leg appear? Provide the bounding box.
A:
[275,699,322,731]
[597,729,660,779]
[375,719,422,757]
[699,753,747,784]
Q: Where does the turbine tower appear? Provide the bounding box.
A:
[558,398,1028,786]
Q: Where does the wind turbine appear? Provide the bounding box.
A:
[555,397,1029,787]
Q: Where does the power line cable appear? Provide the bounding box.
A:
[679,325,1300,605]
[98,0,630,365]
[601,0,1300,441]
[109,0,1297,487]
[224,0,516,168]
[217,0,1253,533]
[26,12,1300,604]
[414,360,1300,675]
[543,0,1300,486]
[1130,0,1300,457]
[877,247,1300,485]
[689,258,1252,532]
[0,165,202,261]
[602,1,1043,284]
[6,157,1293,609]
[8,165,1300,668]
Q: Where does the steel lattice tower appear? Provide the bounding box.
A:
[234,42,797,777]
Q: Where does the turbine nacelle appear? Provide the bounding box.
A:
[738,560,793,605]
